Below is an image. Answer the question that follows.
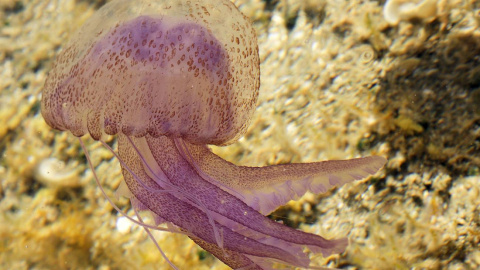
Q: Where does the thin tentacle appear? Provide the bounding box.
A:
[133,206,179,270]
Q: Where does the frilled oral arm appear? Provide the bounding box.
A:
[177,140,386,215]
[116,134,386,269]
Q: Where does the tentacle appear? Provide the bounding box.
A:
[133,204,179,270]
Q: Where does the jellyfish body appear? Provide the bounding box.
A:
[42,0,258,145]
[41,0,387,269]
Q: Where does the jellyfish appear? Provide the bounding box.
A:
[41,0,387,269]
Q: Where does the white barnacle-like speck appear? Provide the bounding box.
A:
[35,157,82,187]
[383,0,438,24]
[116,216,136,234]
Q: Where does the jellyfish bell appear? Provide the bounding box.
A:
[42,0,259,145]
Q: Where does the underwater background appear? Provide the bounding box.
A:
[1,0,479,269]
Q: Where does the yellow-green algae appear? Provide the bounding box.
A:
[1,0,480,269]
